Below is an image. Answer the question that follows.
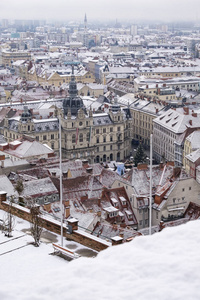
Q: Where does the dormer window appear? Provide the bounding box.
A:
[104,206,119,218]
[125,210,133,220]
[119,196,127,206]
[109,211,118,218]
[111,198,118,207]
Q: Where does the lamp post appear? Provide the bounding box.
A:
[59,115,63,246]
[149,134,153,235]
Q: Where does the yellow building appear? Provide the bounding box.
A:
[77,83,105,97]
[183,130,200,172]
[119,93,165,147]
[27,68,95,87]
[131,107,155,147]
[2,50,31,67]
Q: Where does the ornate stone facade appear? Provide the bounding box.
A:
[1,73,132,163]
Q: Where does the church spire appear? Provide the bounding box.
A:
[84,13,87,22]
[68,65,78,98]
[84,13,87,30]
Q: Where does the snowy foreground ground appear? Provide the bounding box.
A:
[0,209,200,300]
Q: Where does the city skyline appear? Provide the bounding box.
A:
[0,0,200,23]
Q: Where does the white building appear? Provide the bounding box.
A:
[153,107,200,163]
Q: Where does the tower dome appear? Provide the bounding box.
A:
[21,105,32,122]
[63,66,86,116]
[112,95,120,112]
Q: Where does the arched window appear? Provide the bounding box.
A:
[86,132,90,142]
[72,134,76,143]
[117,152,120,162]
[79,133,83,143]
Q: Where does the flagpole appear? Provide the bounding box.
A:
[149,134,153,235]
[59,115,63,246]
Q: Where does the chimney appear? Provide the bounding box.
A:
[0,154,5,162]
[183,107,189,115]
[137,163,148,170]
[67,218,78,232]
[0,191,7,203]
[173,166,181,178]
[63,171,68,178]
[111,236,123,246]
[65,200,70,218]
[0,144,8,151]
[159,221,165,231]
[82,159,89,168]
[86,167,93,174]
[97,211,101,217]
[81,194,88,202]
[98,198,101,207]
[119,232,124,239]
[192,112,197,117]
[167,161,174,167]
[156,108,158,114]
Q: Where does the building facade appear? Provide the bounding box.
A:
[2,50,31,67]
[153,108,200,163]
[1,73,132,164]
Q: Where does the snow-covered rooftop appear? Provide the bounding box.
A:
[0,211,200,300]
[154,108,200,134]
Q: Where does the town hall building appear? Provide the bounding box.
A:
[1,67,132,164]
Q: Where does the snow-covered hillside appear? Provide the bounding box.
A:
[0,209,200,300]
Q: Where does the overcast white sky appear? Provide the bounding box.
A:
[0,0,199,23]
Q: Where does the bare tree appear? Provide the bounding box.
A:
[15,179,25,206]
[3,196,15,237]
[30,202,43,247]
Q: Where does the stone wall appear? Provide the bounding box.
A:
[0,197,110,252]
